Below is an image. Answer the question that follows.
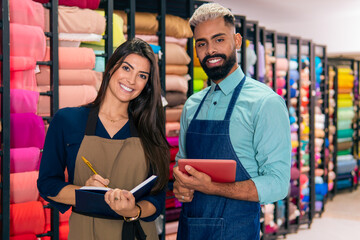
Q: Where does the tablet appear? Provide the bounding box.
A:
[178,159,236,183]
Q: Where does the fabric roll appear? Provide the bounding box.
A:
[166,106,183,122]
[10,113,45,149]
[58,33,102,42]
[43,222,69,240]
[290,167,300,180]
[337,108,354,120]
[337,129,354,139]
[194,66,208,80]
[44,47,95,69]
[165,208,182,222]
[10,0,45,29]
[37,85,97,116]
[289,61,298,70]
[193,79,206,92]
[337,149,351,156]
[166,122,181,137]
[36,66,102,89]
[166,75,189,94]
[10,171,39,204]
[170,147,179,162]
[7,56,37,91]
[166,65,189,75]
[276,58,289,71]
[165,92,187,108]
[289,70,299,81]
[165,221,179,235]
[34,0,100,9]
[337,137,352,143]
[10,23,46,62]
[10,201,46,236]
[337,159,356,174]
[9,89,39,114]
[130,34,188,47]
[45,6,105,35]
[10,234,37,240]
[167,136,179,147]
[154,43,190,65]
[337,120,353,130]
[338,93,352,100]
[118,11,193,38]
[337,154,355,162]
[338,99,353,108]
[315,129,325,138]
[10,147,41,173]
[336,179,352,190]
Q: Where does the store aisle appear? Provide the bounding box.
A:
[285,188,360,240]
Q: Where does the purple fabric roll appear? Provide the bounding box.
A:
[291,167,300,180]
[10,113,45,149]
[10,147,41,173]
[290,182,299,197]
[167,136,179,147]
[315,201,323,212]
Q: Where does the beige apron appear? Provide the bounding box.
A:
[68,107,158,240]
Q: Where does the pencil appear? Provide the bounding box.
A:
[81,156,108,187]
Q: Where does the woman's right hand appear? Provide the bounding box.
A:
[85,174,110,187]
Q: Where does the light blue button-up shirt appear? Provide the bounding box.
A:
[176,67,291,204]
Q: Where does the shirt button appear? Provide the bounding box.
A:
[213,101,217,105]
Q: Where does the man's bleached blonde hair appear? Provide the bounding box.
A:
[189,3,235,32]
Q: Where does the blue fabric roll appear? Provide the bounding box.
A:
[337,159,356,174]
[149,44,161,54]
[289,70,299,81]
[337,179,353,190]
[315,183,328,196]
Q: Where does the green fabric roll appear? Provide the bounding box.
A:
[337,129,354,139]
[337,108,355,120]
[193,79,205,91]
[337,149,352,156]
[337,120,352,130]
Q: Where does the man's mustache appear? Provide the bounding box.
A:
[201,54,227,66]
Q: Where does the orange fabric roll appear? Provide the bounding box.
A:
[166,65,189,75]
[44,47,95,69]
[166,75,188,94]
[166,106,183,122]
[36,66,102,89]
[10,171,39,204]
[10,201,45,236]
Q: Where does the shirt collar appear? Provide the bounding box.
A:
[210,66,245,96]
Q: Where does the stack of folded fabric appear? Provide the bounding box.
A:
[8,1,48,238]
[336,67,356,190]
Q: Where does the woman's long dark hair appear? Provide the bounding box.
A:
[90,38,169,193]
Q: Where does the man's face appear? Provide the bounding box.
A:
[194,17,242,82]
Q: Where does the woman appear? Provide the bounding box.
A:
[37,38,169,240]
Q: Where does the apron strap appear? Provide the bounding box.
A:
[224,76,246,121]
[85,106,99,136]
[85,106,139,137]
[193,88,211,120]
[122,220,147,240]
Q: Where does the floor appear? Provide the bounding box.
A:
[284,187,360,240]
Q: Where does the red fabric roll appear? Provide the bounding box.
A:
[33,0,100,10]
[10,147,41,173]
[10,234,37,240]
[10,201,45,236]
[170,147,179,162]
[10,113,45,149]
[169,161,176,180]
[43,199,72,225]
[43,222,69,240]
[10,171,39,204]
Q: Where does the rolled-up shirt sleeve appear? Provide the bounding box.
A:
[251,94,291,204]
[140,189,166,222]
[175,101,190,164]
[37,110,71,213]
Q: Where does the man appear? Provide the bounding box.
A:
[172,3,291,240]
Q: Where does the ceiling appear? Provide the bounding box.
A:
[210,0,360,59]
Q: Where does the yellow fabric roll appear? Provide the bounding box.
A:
[194,66,208,80]
[338,67,353,75]
[193,79,206,91]
[193,42,201,67]
[291,141,299,148]
[338,93,352,100]
[338,99,353,108]
[86,10,126,47]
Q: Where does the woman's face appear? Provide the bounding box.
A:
[107,53,150,104]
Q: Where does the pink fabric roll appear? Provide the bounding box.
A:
[167,136,179,147]
[37,85,97,116]
[10,201,46,236]
[10,89,39,114]
[127,34,188,47]
[10,171,39,204]
[9,0,45,30]
[166,122,181,137]
[0,56,37,91]
[10,23,46,62]
[166,75,188,94]
[10,113,45,149]
[290,167,300,180]
[10,147,41,173]
[276,78,286,88]
[44,47,95,69]
[33,0,100,9]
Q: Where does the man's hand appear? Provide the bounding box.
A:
[173,165,213,198]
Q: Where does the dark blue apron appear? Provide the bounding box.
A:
[177,77,260,240]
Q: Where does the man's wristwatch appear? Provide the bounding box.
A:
[123,203,142,222]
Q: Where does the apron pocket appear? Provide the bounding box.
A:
[183,215,225,240]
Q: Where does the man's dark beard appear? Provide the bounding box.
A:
[200,51,237,81]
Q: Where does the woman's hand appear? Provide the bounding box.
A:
[85,174,110,187]
[104,188,139,217]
